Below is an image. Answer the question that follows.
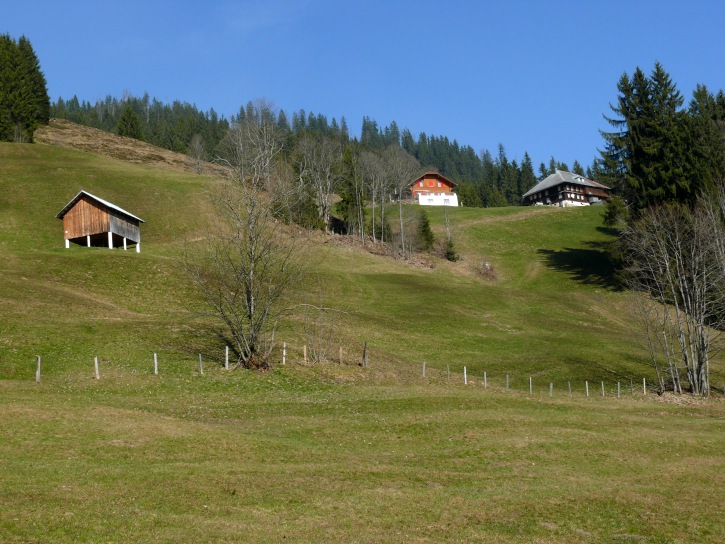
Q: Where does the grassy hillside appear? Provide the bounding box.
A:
[1,133,723,543]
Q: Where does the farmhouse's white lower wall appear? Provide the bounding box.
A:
[417,193,459,206]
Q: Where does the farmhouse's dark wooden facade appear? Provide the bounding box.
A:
[56,191,144,251]
[522,170,610,207]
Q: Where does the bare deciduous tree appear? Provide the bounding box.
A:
[184,101,305,369]
[623,188,725,396]
[383,146,421,258]
[187,133,206,174]
[360,151,387,243]
[297,134,344,233]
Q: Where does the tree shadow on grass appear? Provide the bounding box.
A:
[537,240,623,291]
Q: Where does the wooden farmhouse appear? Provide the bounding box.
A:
[409,172,459,206]
[522,170,610,207]
[56,191,144,252]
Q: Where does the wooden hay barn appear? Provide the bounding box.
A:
[56,191,144,252]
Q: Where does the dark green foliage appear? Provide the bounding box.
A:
[456,182,483,207]
[600,62,725,211]
[117,104,144,140]
[444,239,459,262]
[52,93,230,155]
[602,195,629,228]
[0,34,49,142]
[417,210,435,251]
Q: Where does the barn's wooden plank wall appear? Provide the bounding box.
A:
[63,196,110,239]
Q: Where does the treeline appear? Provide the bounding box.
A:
[0,34,49,142]
[51,93,230,156]
[51,94,583,206]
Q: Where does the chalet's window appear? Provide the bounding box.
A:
[437,182,441,187]
[444,199,450,205]
[419,181,423,187]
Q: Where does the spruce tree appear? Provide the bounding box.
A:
[117,103,144,140]
[0,34,49,142]
[416,209,434,251]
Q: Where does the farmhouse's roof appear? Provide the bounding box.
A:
[56,190,145,222]
[409,171,458,189]
[522,170,609,198]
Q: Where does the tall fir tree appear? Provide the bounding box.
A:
[0,34,49,142]
[117,103,144,140]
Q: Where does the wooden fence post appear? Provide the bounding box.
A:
[601,381,605,397]
[568,381,572,397]
[617,382,621,398]
[199,354,204,376]
[226,345,230,369]
[94,356,99,380]
[549,383,553,397]
[339,346,343,365]
[362,342,368,368]
[35,356,41,383]
[464,366,468,385]
[585,381,589,397]
[154,352,158,375]
[529,376,532,395]
[506,374,509,391]
[422,361,426,378]
[446,365,450,383]
[643,378,646,395]
[304,345,307,364]
[484,371,487,389]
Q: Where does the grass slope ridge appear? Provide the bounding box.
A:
[1,134,723,543]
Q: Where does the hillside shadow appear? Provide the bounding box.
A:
[537,240,622,291]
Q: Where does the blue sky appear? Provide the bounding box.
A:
[5,0,725,170]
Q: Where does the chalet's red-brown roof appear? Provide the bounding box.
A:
[409,171,457,189]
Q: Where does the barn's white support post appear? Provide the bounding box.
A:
[65,239,69,249]
[136,242,141,253]
[123,237,127,251]
[108,232,113,249]
[86,235,91,247]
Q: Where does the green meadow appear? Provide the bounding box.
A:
[1,141,723,543]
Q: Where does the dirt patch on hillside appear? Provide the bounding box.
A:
[35,118,229,177]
